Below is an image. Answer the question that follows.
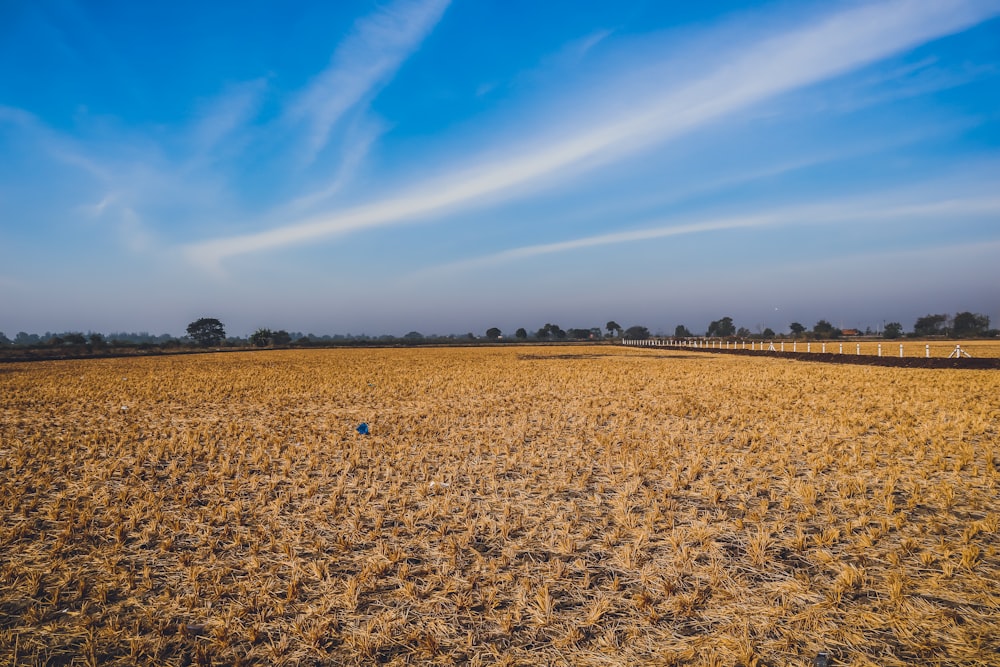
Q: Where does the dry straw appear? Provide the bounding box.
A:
[1,345,998,665]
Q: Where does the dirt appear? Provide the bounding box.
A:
[679,346,1000,369]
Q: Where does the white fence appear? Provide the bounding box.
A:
[621,338,973,359]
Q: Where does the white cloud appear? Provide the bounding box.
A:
[416,192,1000,275]
[188,79,269,162]
[183,0,1000,269]
[283,117,385,214]
[286,0,451,164]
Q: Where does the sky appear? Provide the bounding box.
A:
[1,0,999,338]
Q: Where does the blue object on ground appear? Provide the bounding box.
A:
[356,422,369,435]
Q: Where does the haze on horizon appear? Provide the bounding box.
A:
[1,1,998,338]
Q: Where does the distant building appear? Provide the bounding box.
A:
[841,329,861,336]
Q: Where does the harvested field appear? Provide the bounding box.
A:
[1,346,998,666]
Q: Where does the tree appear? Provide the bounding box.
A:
[913,313,948,337]
[250,328,273,347]
[536,323,563,340]
[789,322,806,337]
[187,318,226,347]
[515,327,527,340]
[403,331,424,341]
[271,330,292,346]
[88,332,106,347]
[0,332,10,346]
[486,327,502,340]
[812,320,840,339]
[762,327,775,338]
[736,327,751,338]
[952,312,989,338]
[567,328,592,340]
[606,321,621,337]
[675,325,693,337]
[707,316,735,337]
[14,332,39,346]
[625,325,650,339]
[883,322,904,339]
[63,332,87,345]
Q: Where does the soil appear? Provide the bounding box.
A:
[675,346,1000,369]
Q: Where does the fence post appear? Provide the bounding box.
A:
[856,343,860,355]
[899,344,903,358]
[781,342,785,352]
[822,343,826,353]
[807,343,811,353]
[793,341,797,352]
[877,344,882,357]
[925,345,930,358]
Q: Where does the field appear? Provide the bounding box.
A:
[1,346,998,666]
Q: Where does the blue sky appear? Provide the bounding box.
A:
[2,0,999,337]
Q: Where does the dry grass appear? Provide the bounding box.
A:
[1,346,998,665]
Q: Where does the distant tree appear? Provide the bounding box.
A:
[271,330,292,346]
[883,322,904,339]
[14,332,39,346]
[63,332,87,345]
[515,327,527,340]
[952,312,989,338]
[762,327,775,338]
[812,320,840,339]
[606,321,622,337]
[706,316,735,337]
[789,322,806,337]
[674,325,693,337]
[913,313,948,337]
[250,328,273,347]
[187,318,226,347]
[537,323,564,340]
[736,327,751,338]
[625,325,650,339]
[567,328,592,340]
[403,331,424,341]
[0,332,10,346]
[486,327,502,340]
[88,332,105,347]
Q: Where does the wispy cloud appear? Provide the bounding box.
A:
[286,0,451,164]
[282,117,385,214]
[415,192,1000,275]
[0,105,112,181]
[183,0,1000,269]
[188,78,269,163]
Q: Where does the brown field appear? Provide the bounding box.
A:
[1,346,998,666]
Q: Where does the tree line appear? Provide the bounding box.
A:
[621,311,993,340]
[1,311,993,355]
